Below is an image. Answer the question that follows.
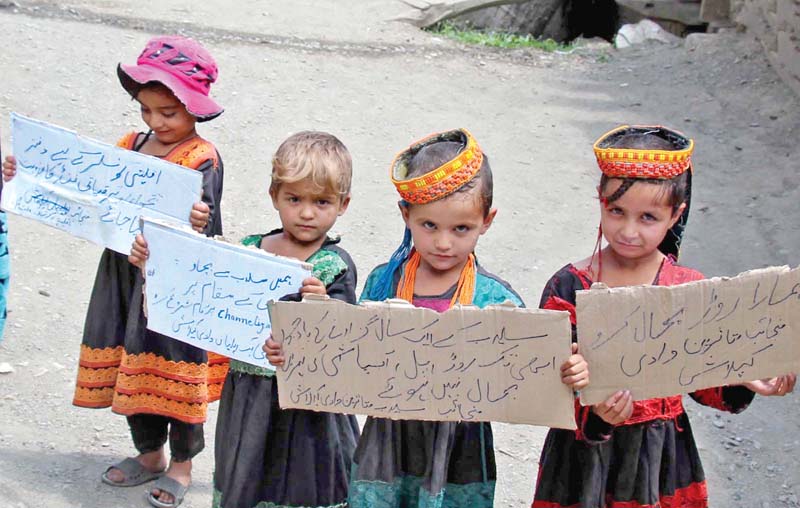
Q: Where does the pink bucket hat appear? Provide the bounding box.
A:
[117,35,223,121]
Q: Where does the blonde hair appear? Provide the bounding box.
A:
[270,131,352,201]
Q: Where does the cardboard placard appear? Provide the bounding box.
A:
[577,266,800,405]
[143,218,312,367]
[1,113,201,254]
[270,297,576,428]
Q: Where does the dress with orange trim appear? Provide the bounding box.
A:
[73,131,226,422]
[531,259,755,508]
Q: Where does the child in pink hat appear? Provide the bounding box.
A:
[2,34,226,508]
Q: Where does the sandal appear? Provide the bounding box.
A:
[101,457,164,487]
[147,475,190,508]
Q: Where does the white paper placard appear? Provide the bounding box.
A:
[2,113,202,253]
[143,218,313,367]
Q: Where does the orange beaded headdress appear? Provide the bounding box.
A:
[593,125,693,178]
[391,128,483,204]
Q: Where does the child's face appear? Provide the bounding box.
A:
[600,179,685,260]
[270,179,349,246]
[401,190,496,276]
[136,87,197,145]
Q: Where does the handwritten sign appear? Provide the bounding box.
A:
[143,218,312,367]
[1,113,202,254]
[269,297,576,428]
[577,266,800,405]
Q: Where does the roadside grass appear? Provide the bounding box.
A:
[427,21,574,52]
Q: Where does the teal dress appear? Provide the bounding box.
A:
[213,230,360,508]
[0,166,9,343]
[349,258,524,508]
[0,210,8,342]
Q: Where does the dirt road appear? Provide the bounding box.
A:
[0,1,797,507]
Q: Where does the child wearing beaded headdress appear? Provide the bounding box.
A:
[530,125,796,508]
[336,129,587,508]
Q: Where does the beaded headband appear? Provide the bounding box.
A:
[391,128,483,204]
[593,125,694,179]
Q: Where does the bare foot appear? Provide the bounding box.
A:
[105,449,166,484]
[151,459,191,505]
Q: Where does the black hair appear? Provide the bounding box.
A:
[599,131,689,213]
[406,141,494,217]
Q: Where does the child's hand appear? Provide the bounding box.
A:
[301,277,327,297]
[263,335,285,367]
[128,234,149,270]
[561,343,589,391]
[743,374,796,396]
[2,155,17,182]
[593,390,633,425]
[190,201,210,233]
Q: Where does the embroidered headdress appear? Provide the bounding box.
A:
[593,125,694,259]
[594,125,693,179]
[370,129,484,302]
[391,129,484,204]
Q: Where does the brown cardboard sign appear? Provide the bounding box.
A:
[577,266,800,405]
[269,297,576,429]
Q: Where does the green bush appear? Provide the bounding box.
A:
[427,22,573,52]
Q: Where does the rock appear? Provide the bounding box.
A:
[0,362,14,374]
[685,33,718,52]
[38,289,50,297]
[573,37,613,51]
[615,20,679,49]
[712,418,725,429]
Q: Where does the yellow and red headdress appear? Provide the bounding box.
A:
[593,125,693,179]
[391,128,483,204]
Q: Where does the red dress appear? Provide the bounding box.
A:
[532,258,755,508]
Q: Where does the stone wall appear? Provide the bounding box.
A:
[451,0,619,42]
[732,0,800,96]
[453,0,570,41]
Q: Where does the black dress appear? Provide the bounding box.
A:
[73,131,227,424]
[531,261,756,508]
[212,232,361,508]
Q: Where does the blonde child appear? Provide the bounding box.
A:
[3,35,225,508]
[137,131,361,508]
[531,125,796,508]
[303,128,585,508]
